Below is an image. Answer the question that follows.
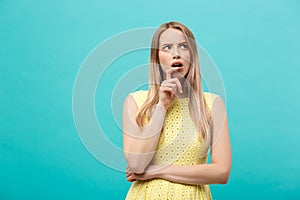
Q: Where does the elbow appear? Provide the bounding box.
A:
[219,175,229,184]
[125,151,154,174]
[128,162,146,174]
[125,153,147,174]
[219,166,231,184]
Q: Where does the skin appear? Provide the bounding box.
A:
[158,28,191,80]
[125,28,232,185]
[157,28,191,108]
[126,96,232,185]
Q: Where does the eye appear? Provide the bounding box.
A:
[180,44,188,49]
[162,45,171,50]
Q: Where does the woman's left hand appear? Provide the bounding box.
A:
[126,168,142,182]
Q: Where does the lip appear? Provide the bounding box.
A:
[171,61,183,67]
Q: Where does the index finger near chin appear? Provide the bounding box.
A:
[166,68,178,80]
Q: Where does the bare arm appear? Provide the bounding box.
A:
[122,94,167,174]
[123,67,183,174]
[126,96,232,184]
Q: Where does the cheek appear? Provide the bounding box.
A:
[158,52,169,68]
[158,52,165,60]
[182,52,191,64]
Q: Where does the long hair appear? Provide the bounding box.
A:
[136,21,213,154]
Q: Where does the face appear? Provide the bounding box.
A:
[158,28,191,79]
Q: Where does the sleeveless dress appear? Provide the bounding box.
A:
[125,90,218,200]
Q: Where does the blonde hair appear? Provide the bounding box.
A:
[136,21,213,153]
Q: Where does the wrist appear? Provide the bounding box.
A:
[157,101,168,110]
[146,164,165,179]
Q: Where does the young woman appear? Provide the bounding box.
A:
[122,21,232,199]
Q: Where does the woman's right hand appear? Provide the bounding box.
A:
[158,67,183,109]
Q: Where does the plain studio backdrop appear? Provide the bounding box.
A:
[0,0,299,199]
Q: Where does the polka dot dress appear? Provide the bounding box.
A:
[125,90,217,200]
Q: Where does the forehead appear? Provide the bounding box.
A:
[159,28,186,45]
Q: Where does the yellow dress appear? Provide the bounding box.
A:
[125,90,218,200]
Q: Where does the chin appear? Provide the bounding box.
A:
[173,71,187,79]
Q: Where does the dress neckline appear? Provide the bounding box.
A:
[175,97,189,101]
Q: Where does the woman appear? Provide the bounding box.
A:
[122,21,232,199]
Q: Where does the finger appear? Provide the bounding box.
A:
[127,174,136,182]
[166,67,182,80]
[126,171,132,178]
[163,78,183,93]
[162,80,182,94]
[161,82,176,89]
[127,172,133,178]
[160,86,175,95]
[127,177,136,182]
[169,78,183,93]
[161,83,178,94]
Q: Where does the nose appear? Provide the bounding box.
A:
[173,54,180,59]
[172,48,180,59]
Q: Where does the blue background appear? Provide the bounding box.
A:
[1,0,299,199]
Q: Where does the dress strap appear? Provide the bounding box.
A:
[203,92,219,111]
[129,90,149,109]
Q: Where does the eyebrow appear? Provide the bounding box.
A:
[160,41,188,46]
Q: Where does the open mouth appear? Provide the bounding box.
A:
[171,62,183,67]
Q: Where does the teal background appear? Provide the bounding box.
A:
[1,0,299,199]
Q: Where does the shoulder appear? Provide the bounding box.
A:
[203,92,220,111]
[129,90,149,98]
[127,90,149,108]
[203,92,227,117]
